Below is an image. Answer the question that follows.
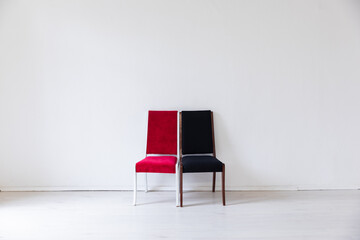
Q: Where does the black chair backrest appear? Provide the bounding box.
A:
[181,110,214,155]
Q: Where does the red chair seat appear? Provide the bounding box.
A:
[136,156,177,173]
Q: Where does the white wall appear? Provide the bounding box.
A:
[0,0,360,191]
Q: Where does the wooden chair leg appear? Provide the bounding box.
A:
[212,172,216,192]
[176,164,179,207]
[222,164,226,206]
[180,164,183,207]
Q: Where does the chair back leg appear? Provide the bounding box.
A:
[145,173,148,193]
[222,164,226,206]
[212,172,216,192]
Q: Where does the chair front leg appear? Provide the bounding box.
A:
[133,168,137,206]
[176,162,179,207]
[222,164,226,206]
[180,164,183,207]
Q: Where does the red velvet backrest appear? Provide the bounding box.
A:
[146,111,178,155]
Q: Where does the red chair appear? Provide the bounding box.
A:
[133,111,179,206]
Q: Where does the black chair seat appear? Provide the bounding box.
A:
[182,155,223,173]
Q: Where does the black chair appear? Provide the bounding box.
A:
[179,110,225,207]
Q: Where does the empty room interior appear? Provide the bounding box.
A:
[0,0,360,239]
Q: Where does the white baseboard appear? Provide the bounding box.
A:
[1,185,359,192]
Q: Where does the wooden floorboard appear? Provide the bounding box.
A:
[0,190,359,239]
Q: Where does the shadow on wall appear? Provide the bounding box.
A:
[213,111,264,190]
[214,111,241,186]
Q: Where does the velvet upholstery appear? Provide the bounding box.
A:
[146,111,177,155]
[181,110,213,154]
[136,156,177,173]
[181,110,224,173]
[179,110,226,207]
[181,156,223,173]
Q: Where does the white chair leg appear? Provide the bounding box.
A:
[176,164,179,207]
[133,170,137,206]
[145,173,148,193]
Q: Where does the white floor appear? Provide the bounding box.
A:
[0,190,359,240]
